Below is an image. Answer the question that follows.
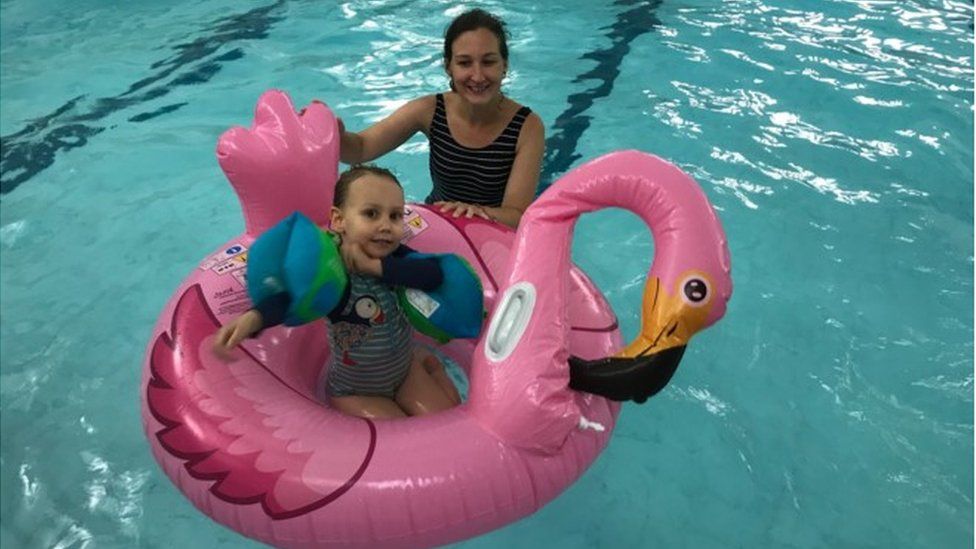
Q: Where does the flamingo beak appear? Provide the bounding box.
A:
[568,273,712,403]
[568,347,685,403]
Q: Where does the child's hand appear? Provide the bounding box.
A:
[341,242,382,277]
[212,310,264,360]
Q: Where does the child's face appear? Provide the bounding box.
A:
[331,174,406,259]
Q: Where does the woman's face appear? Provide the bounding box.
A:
[446,28,507,106]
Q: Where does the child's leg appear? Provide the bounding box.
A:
[330,395,407,419]
[395,357,457,416]
[418,351,462,405]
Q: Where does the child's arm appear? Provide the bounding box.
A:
[212,292,291,359]
[340,242,443,290]
[379,245,444,291]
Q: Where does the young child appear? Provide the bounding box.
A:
[212,166,462,419]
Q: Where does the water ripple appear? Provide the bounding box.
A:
[673,0,973,98]
[672,385,734,417]
[79,451,150,540]
[1,219,28,248]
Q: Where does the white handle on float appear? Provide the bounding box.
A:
[485,282,537,362]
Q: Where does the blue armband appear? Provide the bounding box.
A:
[396,253,484,343]
[246,212,348,326]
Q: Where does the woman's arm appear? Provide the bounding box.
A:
[433,112,545,228]
[340,95,436,164]
[435,113,546,229]
[487,112,545,228]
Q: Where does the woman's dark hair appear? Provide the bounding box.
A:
[333,165,402,208]
[443,9,509,64]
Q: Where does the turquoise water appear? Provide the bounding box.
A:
[1,0,972,547]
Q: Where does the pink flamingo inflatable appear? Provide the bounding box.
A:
[141,90,731,548]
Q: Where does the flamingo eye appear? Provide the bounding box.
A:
[680,276,710,307]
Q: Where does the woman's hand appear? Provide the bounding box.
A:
[435,201,493,221]
[212,310,264,360]
[340,241,382,276]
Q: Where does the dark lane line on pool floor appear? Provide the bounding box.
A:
[540,0,662,193]
[3,1,664,197]
[0,1,286,195]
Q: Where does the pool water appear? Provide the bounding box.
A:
[1,0,972,547]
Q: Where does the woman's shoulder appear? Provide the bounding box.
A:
[508,100,543,133]
[517,109,544,140]
[515,103,542,126]
[509,97,531,112]
[392,94,439,132]
[398,94,438,114]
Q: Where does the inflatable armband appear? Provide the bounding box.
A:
[397,253,484,343]
[246,211,347,325]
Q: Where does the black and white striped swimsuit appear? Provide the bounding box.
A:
[426,93,532,207]
[325,274,413,399]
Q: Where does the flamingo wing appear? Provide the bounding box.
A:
[147,284,375,519]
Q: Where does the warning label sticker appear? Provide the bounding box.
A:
[200,244,248,271]
[404,288,440,318]
[231,269,247,289]
[212,252,248,275]
[401,207,429,243]
[211,285,251,316]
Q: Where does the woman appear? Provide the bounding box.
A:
[339,9,545,229]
